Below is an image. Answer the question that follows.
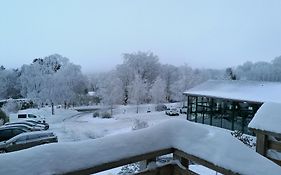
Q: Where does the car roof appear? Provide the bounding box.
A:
[14,131,54,138]
[0,126,29,132]
[7,131,55,142]
[6,121,35,125]
[1,124,33,129]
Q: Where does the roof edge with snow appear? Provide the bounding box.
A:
[183,80,281,104]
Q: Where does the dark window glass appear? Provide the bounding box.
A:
[18,114,26,118]
[12,129,24,136]
[28,114,37,118]
[0,130,13,141]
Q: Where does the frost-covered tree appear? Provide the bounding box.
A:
[116,64,133,104]
[116,51,161,104]
[159,64,180,102]
[123,51,160,84]
[0,109,9,125]
[128,74,147,113]
[19,54,87,104]
[236,60,277,81]
[0,68,21,99]
[150,77,166,104]
[2,99,19,114]
[225,67,237,80]
[99,71,123,115]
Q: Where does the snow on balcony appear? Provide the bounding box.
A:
[249,102,281,134]
[0,119,280,175]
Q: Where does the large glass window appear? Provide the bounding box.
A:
[187,95,262,134]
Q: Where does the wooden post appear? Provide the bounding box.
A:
[173,153,189,169]
[256,132,268,156]
[180,157,189,169]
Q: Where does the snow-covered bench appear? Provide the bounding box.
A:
[0,119,281,175]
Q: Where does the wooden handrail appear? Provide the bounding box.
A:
[63,148,241,175]
[65,148,174,175]
[268,140,281,152]
[174,149,239,175]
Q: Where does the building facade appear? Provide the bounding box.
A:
[184,80,281,134]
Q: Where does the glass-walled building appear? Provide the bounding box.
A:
[187,95,261,135]
[184,80,281,135]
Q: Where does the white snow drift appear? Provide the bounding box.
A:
[0,119,280,175]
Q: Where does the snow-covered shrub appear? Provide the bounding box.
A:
[2,100,19,113]
[84,131,98,139]
[20,101,34,110]
[0,109,9,125]
[132,119,149,130]
[155,104,167,111]
[101,112,112,119]
[231,130,255,148]
[93,111,100,118]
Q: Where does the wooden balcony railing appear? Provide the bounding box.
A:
[66,148,240,175]
[1,119,281,175]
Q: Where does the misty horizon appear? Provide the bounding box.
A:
[2,1,281,73]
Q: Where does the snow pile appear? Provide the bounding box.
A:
[184,80,281,103]
[248,102,281,134]
[0,119,280,175]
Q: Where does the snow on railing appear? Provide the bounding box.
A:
[0,119,281,175]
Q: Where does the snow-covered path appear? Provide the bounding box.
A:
[50,110,185,142]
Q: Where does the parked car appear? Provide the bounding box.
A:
[0,127,29,142]
[0,131,58,153]
[180,106,188,114]
[165,108,179,116]
[4,121,46,131]
[17,113,45,122]
[24,120,49,130]
[1,123,42,131]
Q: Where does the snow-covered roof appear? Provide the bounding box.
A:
[249,102,281,134]
[0,119,280,175]
[184,80,281,103]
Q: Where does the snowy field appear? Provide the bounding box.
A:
[6,104,246,175]
[7,105,190,174]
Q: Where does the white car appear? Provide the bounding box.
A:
[17,113,46,122]
[165,108,179,116]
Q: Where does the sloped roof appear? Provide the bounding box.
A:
[184,80,281,103]
[248,102,281,134]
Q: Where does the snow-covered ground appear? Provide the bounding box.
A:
[51,110,185,142]
[4,104,268,175]
[7,104,190,174]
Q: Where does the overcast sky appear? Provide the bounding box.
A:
[1,0,281,73]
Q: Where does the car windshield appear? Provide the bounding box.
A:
[28,114,37,118]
